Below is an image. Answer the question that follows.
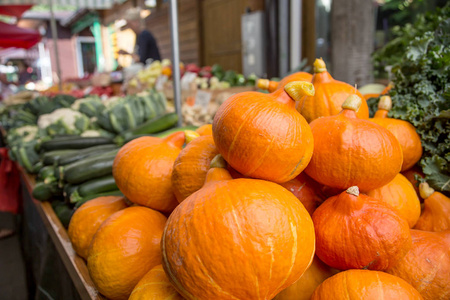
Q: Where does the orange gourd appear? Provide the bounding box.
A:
[311,270,423,300]
[213,81,315,183]
[273,257,338,300]
[305,94,403,191]
[279,173,325,215]
[129,265,183,300]
[402,165,425,197]
[113,131,196,213]
[68,196,127,259]
[414,183,450,232]
[171,135,219,202]
[312,186,411,271]
[298,58,369,123]
[386,230,450,300]
[162,155,316,299]
[366,173,421,228]
[87,206,167,300]
[195,124,213,136]
[257,71,313,92]
[370,96,423,171]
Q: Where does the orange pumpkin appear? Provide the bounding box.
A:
[195,124,213,136]
[386,230,450,300]
[366,173,421,228]
[279,173,325,215]
[370,96,423,171]
[129,265,183,300]
[113,131,188,213]
[312,186,411,271]
[171,135,219,202]
[257,71,313,92]
[402,165,425,197]
[68,196,127,259]
[311,269,423,299]
[305,94,403,191]
[298,58,369,123]
[87,206,167,300]
[414,183,450,232]
[162,155,316,299]
[273,257,338,300]
[213,81,315,183]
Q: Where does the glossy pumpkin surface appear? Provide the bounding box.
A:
[311,269,423,300]
[386,230,450,300]
[414,183,450,232]
[305,95,403,191]
[213,81,315,183]
[113,132,185,213]
[87,206,167,300]
[129,265,183,300]
[162,165,316,300]
[298,58,369,123]
[312,186,412,271]
[366,173,421,228]
[68,196,127,259]
[171,135,219,202]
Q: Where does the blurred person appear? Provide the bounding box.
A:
[119,7,161,64]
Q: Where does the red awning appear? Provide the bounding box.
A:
[0,21,41,49]
[0,5,33,18]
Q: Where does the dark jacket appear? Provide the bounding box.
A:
[136,30,161,64]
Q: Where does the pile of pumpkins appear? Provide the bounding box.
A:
[67,58,449,300]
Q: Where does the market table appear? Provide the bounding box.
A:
[19,166,104,300]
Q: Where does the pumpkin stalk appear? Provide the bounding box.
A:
[346,186,360,197]
[341,94,362,112]
[313,58,327,73]
[419,182,434,199]
[210,154,227,169]
[184,130,200,144]
[257,79,270,90]
[374,96,392,118]
[285,81,315,102]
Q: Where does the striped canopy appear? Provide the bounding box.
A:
[0,0,122,9]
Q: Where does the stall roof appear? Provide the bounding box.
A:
[0,0,125,10]
[0,4,33,17]
[0,21,41,49]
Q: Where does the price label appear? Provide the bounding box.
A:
[195,90,212,108]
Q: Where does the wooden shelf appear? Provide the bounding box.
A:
[20,168,105,300]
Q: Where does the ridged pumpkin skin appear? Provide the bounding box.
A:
[258,72,313,92]
[312,187,411,271]
[129,265,183,300]
[366,173,421,228]
[273,257,338,300]
[162,166,316,300]
[305,95,403,191]
[171,135,219,202]
[386,230,450,300]
[113,132,185,213]
[213,82,315,183]
[298,58,369,123]
[311,270,423,300]
[279,173,325,215]
[195,124,213,136]
[414,183,450,232]
[370,96,423,171]
[68,196,127,259]
[87,206,167,300]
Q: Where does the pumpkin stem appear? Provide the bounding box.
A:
[378,96,392,112]
[257,79,270,90]
[210,154,227,169]
[342,94,362,112]
[346,186,360,197]
[185,130,200,144]
[419,182,434,199]
[284,81,315,102]
[205,154,233,184]
[314,58,327,73]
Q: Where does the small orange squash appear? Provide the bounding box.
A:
[87,206,167,300]
[305,94,403,191]
[68,196,127,259]
[366,173,421,228]
[298,58,369,123]
[370,96,423,171]
[311,269,423,300]
[414,182,450,232]
[386,230,450,300]
[257,71,313,92]
[312,186,411,271]
[162,155,316,299]
[171,135,219,202]
[129,265,183,300]
[402,165,425,198]
[113,131,194,213]
[213,81,315,183]
[273,257,338,300]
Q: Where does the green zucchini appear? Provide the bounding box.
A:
[63,183,78,199]
[32,181,62,201]
[42,149,77,165]
[38,166,55,181]
[41,137,115,151]
[63,150,119,184]
[74,190,123,208]
[70,175,118,203]
[52,202,74,228]
[57,144,118,165]
[121,113,178,140]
